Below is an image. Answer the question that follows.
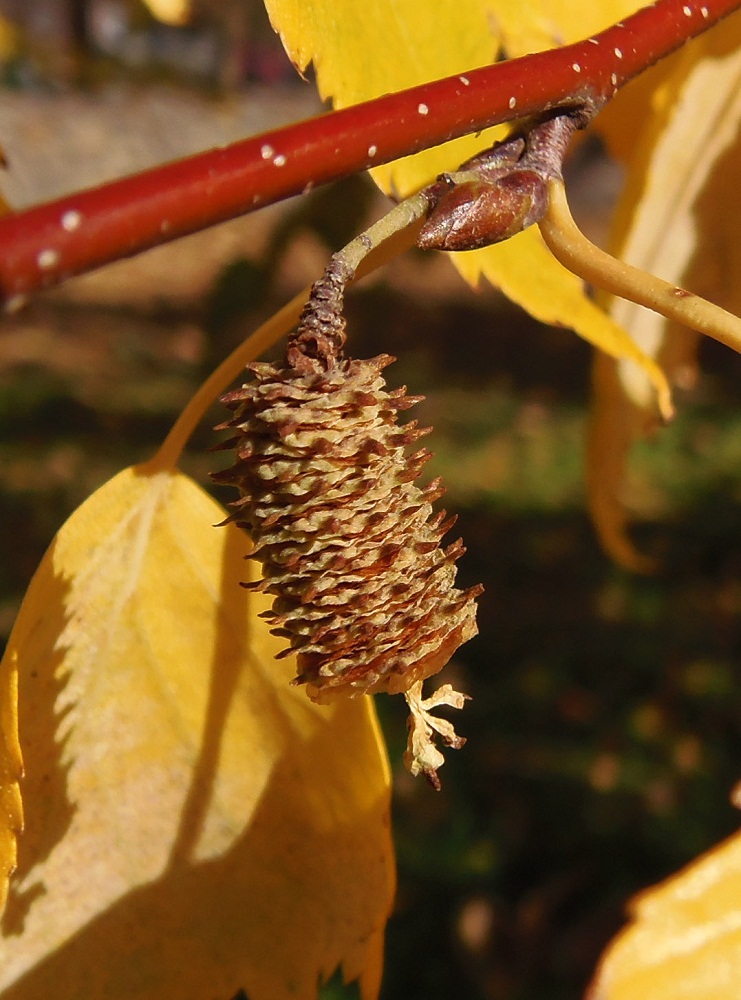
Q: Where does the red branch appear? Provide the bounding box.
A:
[0,0,738,304]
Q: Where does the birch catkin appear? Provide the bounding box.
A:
[214,262,481,783]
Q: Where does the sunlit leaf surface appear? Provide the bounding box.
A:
[590,827,741,1000]
[0,657,21,921]
[484,0,642,58]
[0,466,393,1000]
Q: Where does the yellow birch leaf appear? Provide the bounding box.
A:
[0,10,67,925]
[265,0,669,405]
[0,153,22,904]
[264,0,640,197]
[264,0,507,195]
[587,349,664,574]
[456,227,675,386]
[0,465,394,1000]
[141,0,191,26]
[488,0,641,58]
[589,827,741,1000]
[587,14,741,569]
[0,657,22,920]
[609,14,741,408]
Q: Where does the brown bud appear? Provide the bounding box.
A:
[418,169,549,252]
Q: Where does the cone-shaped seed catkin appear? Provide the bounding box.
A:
[214,266,481,704]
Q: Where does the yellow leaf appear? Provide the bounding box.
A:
[589,827,741,1000]
[0,466,393,1000]
[264,0,508,196]
[608,14,741,409]
[0,654,22,920]
[265,0,667,404]
[587,14,741,569]
[587,350,663,575]
[457,226,676,386]
[264,0,641,198]
[488,0,641,58]
[141,0,191,26]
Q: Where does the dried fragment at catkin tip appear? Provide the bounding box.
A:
[213,259,482,786]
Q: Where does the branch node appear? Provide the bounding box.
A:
[417,106,598,253]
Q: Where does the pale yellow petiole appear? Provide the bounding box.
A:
[540,177,741,366]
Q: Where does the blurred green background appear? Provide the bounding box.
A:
[1,3,740,999]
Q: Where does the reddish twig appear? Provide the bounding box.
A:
[0,0,738,305]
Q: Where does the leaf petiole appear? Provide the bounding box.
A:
[539,177,741,374]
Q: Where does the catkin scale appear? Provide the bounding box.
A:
[214,266,481,708]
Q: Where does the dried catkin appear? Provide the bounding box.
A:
[214,263,481,783]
